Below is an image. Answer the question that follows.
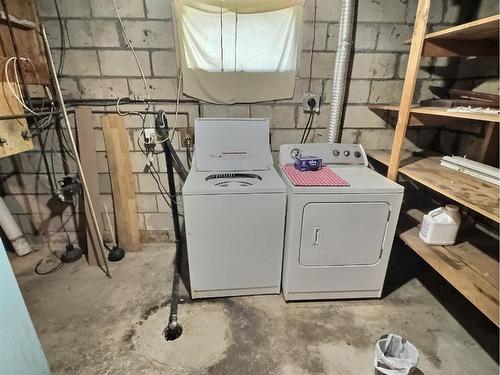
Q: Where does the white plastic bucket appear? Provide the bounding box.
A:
[419,204,461,245]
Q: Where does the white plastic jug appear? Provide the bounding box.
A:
[419,204,461,245]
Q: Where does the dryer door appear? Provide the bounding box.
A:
[299,202,390,266]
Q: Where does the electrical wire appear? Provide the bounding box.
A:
[112,0,150,100]
[300,113,315,143]
[53,0,66,77]
[4,57,42,116]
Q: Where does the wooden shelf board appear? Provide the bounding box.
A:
[369,104,500,124]
[405,15,500,56]
[368,150,500,223]
[397,210,499,326]
[425,14,499,42]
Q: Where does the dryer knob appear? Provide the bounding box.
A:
[354,151,361,158]
[343,150,350,157]
[332,150,340,157]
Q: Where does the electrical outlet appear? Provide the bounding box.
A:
[303,93,320,114]
[178,127,194,147]
[143,128,156,145]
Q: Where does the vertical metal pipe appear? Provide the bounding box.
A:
[327,0,356,143]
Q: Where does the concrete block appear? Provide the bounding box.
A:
[67,20,121,48]
[137,172,168,193]
[51,50,100,76]
[144,213,172,230]
[299,52,335,78]
[416,79,445,102]
[398,55,431,79]
[1,174,52,194]
[304,0,341,22]
[444,0,498,23]
[280,78,323,104]
[327,23,378,51]
[146,0,172,19]
[99,50,151,76]
[270,129,305,151]
[369,80,404,104]
[96,151,109,173]
[42,20,71,48]
[324,79,371,104]
[202,104,250,118]
[122,20,174,49]
[250,106,296,129]
[156,194,173,213]
[358,0,406,23]
[60,78,80,99]
[343,105,386,128]
[135,193,158,213]
[296,107,330,130]
[129,78,178,99]
[357,128,396,149]
[407,0,443,24]
[78,78,129,99]
[376,25,412,52]
[90,0,145,18]
[151,51,178,77]
[129,152,150,173]
[351,53,397,79]
[302,22,328,51]
[99,173,112,193]
[38,0,91,17]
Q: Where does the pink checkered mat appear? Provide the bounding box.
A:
[282,165,350,186]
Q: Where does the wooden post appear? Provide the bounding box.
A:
[387,0,431,181]
[101,115,140,252]
[75,107,107,267]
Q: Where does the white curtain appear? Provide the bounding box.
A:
[174,0,304,104]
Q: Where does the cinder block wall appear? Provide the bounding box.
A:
[0,0,497,249]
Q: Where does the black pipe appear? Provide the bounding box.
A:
[1,0,55,192]
[156,110,185,341]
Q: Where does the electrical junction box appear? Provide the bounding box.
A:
[303,93,320,114]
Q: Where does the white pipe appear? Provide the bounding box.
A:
[327,0,356,143]
[0,196,31,256]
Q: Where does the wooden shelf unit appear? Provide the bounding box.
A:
[420,14,500,57]
[369,104,500,126]
[399,208,499,326]
[368,150,499,223]
[370,1,499,325]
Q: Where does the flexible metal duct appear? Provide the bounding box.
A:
[0,196,31,256]
[327,0,356,143]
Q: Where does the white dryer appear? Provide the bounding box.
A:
[278,143,403,301]
[183,118,286,299]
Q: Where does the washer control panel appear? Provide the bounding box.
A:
[279,143,368,166]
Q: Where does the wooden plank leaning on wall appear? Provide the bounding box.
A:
[75,107,107,268]
[101,115,140,253]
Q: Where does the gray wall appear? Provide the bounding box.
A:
[0,0,498,248]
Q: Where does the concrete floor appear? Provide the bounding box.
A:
[11,241,499,375]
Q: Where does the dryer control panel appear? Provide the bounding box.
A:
[279,143,368,166]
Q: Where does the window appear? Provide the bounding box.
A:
[174,0,304,104]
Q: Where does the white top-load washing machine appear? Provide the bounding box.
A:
[183,118,286,299]
[278,143,403,301]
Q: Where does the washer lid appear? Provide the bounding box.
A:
[183,166,286,195]
[194,118,271,172]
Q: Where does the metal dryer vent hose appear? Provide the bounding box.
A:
[327,0,356,143]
